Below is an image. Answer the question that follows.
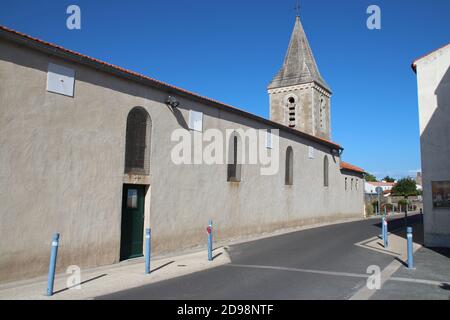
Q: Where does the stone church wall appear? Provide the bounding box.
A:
[0,39,364,283]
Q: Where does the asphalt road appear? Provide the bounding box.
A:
[98,213,422,300]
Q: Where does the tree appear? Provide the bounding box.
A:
[383,176,396,183]
[364,173,377,182]
[391,177,418,197]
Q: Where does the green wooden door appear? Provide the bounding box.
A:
[120,185,145,260]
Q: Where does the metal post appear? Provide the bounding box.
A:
[407,227,414,269]
[47,233,60,296]
[383,218,388,248]
[207,220,213,261]
[381,216,385,240]
[145,228,151,274]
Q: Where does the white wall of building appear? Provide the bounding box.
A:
[414,43,450,247]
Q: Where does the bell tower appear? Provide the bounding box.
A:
[268,14,332,140]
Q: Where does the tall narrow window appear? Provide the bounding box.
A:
[287,97,296,128]
[319,98,324,129]
[320,98,326,131]
[227,134,241,182]
[285,146,294,185]
[323,155,329,187]
[345,177,348,190]
[125,107,151,175]
[266,129,272,149]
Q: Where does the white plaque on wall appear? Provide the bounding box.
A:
[308,146,315,159]
[47,63,75,97]
[188,110,203,132]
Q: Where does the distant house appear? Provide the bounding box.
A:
[364,181,396,195]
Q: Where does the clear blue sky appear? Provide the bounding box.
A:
[1,0,449,180]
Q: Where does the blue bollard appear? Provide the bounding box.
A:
[47,233,60,296]
[207,220,213,261]
[383,218,388,248]
[407,227,414,268]
[145,228,151,274]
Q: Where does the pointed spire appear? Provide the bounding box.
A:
[268,15,330,92]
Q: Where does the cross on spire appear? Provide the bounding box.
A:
[295,0,300,17]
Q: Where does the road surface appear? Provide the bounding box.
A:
[98,213,421,300]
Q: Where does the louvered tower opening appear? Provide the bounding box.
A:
[287,97,296,128]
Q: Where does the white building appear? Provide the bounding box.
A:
[412,42,450,247]
[364,181,395,195]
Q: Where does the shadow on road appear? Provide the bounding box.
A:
[374,213,450,261]
[372,212,424,245]
[426,247,450,259]
[53,273,108,295]
[151,261,175,274]
[212,252,223,260]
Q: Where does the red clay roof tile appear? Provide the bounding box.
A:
[340,161,365,174]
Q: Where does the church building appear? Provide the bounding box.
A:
[0,14,365,283]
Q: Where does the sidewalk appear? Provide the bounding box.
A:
[0,246,230,300]
[370,235,450,300]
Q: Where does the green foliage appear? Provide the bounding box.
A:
[364,173,377,182]
[365,203,375,216]
[371,200,379,213]
[391,178,418,197]
[383,176,396,183]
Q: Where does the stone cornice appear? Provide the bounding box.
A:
[267,83,312,95]
[268,81,331,97]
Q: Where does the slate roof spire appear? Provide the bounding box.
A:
[268,15,330,92]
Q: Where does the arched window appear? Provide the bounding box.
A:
[285,146,293,185]
[227,133,241,182]
[323,155,329,187]
[124,107,151,175]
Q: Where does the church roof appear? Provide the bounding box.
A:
[268,16,330,92]
[341,161,366,173]
[340,162,365,174]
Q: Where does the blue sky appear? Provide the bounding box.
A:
[1,0,449,180]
